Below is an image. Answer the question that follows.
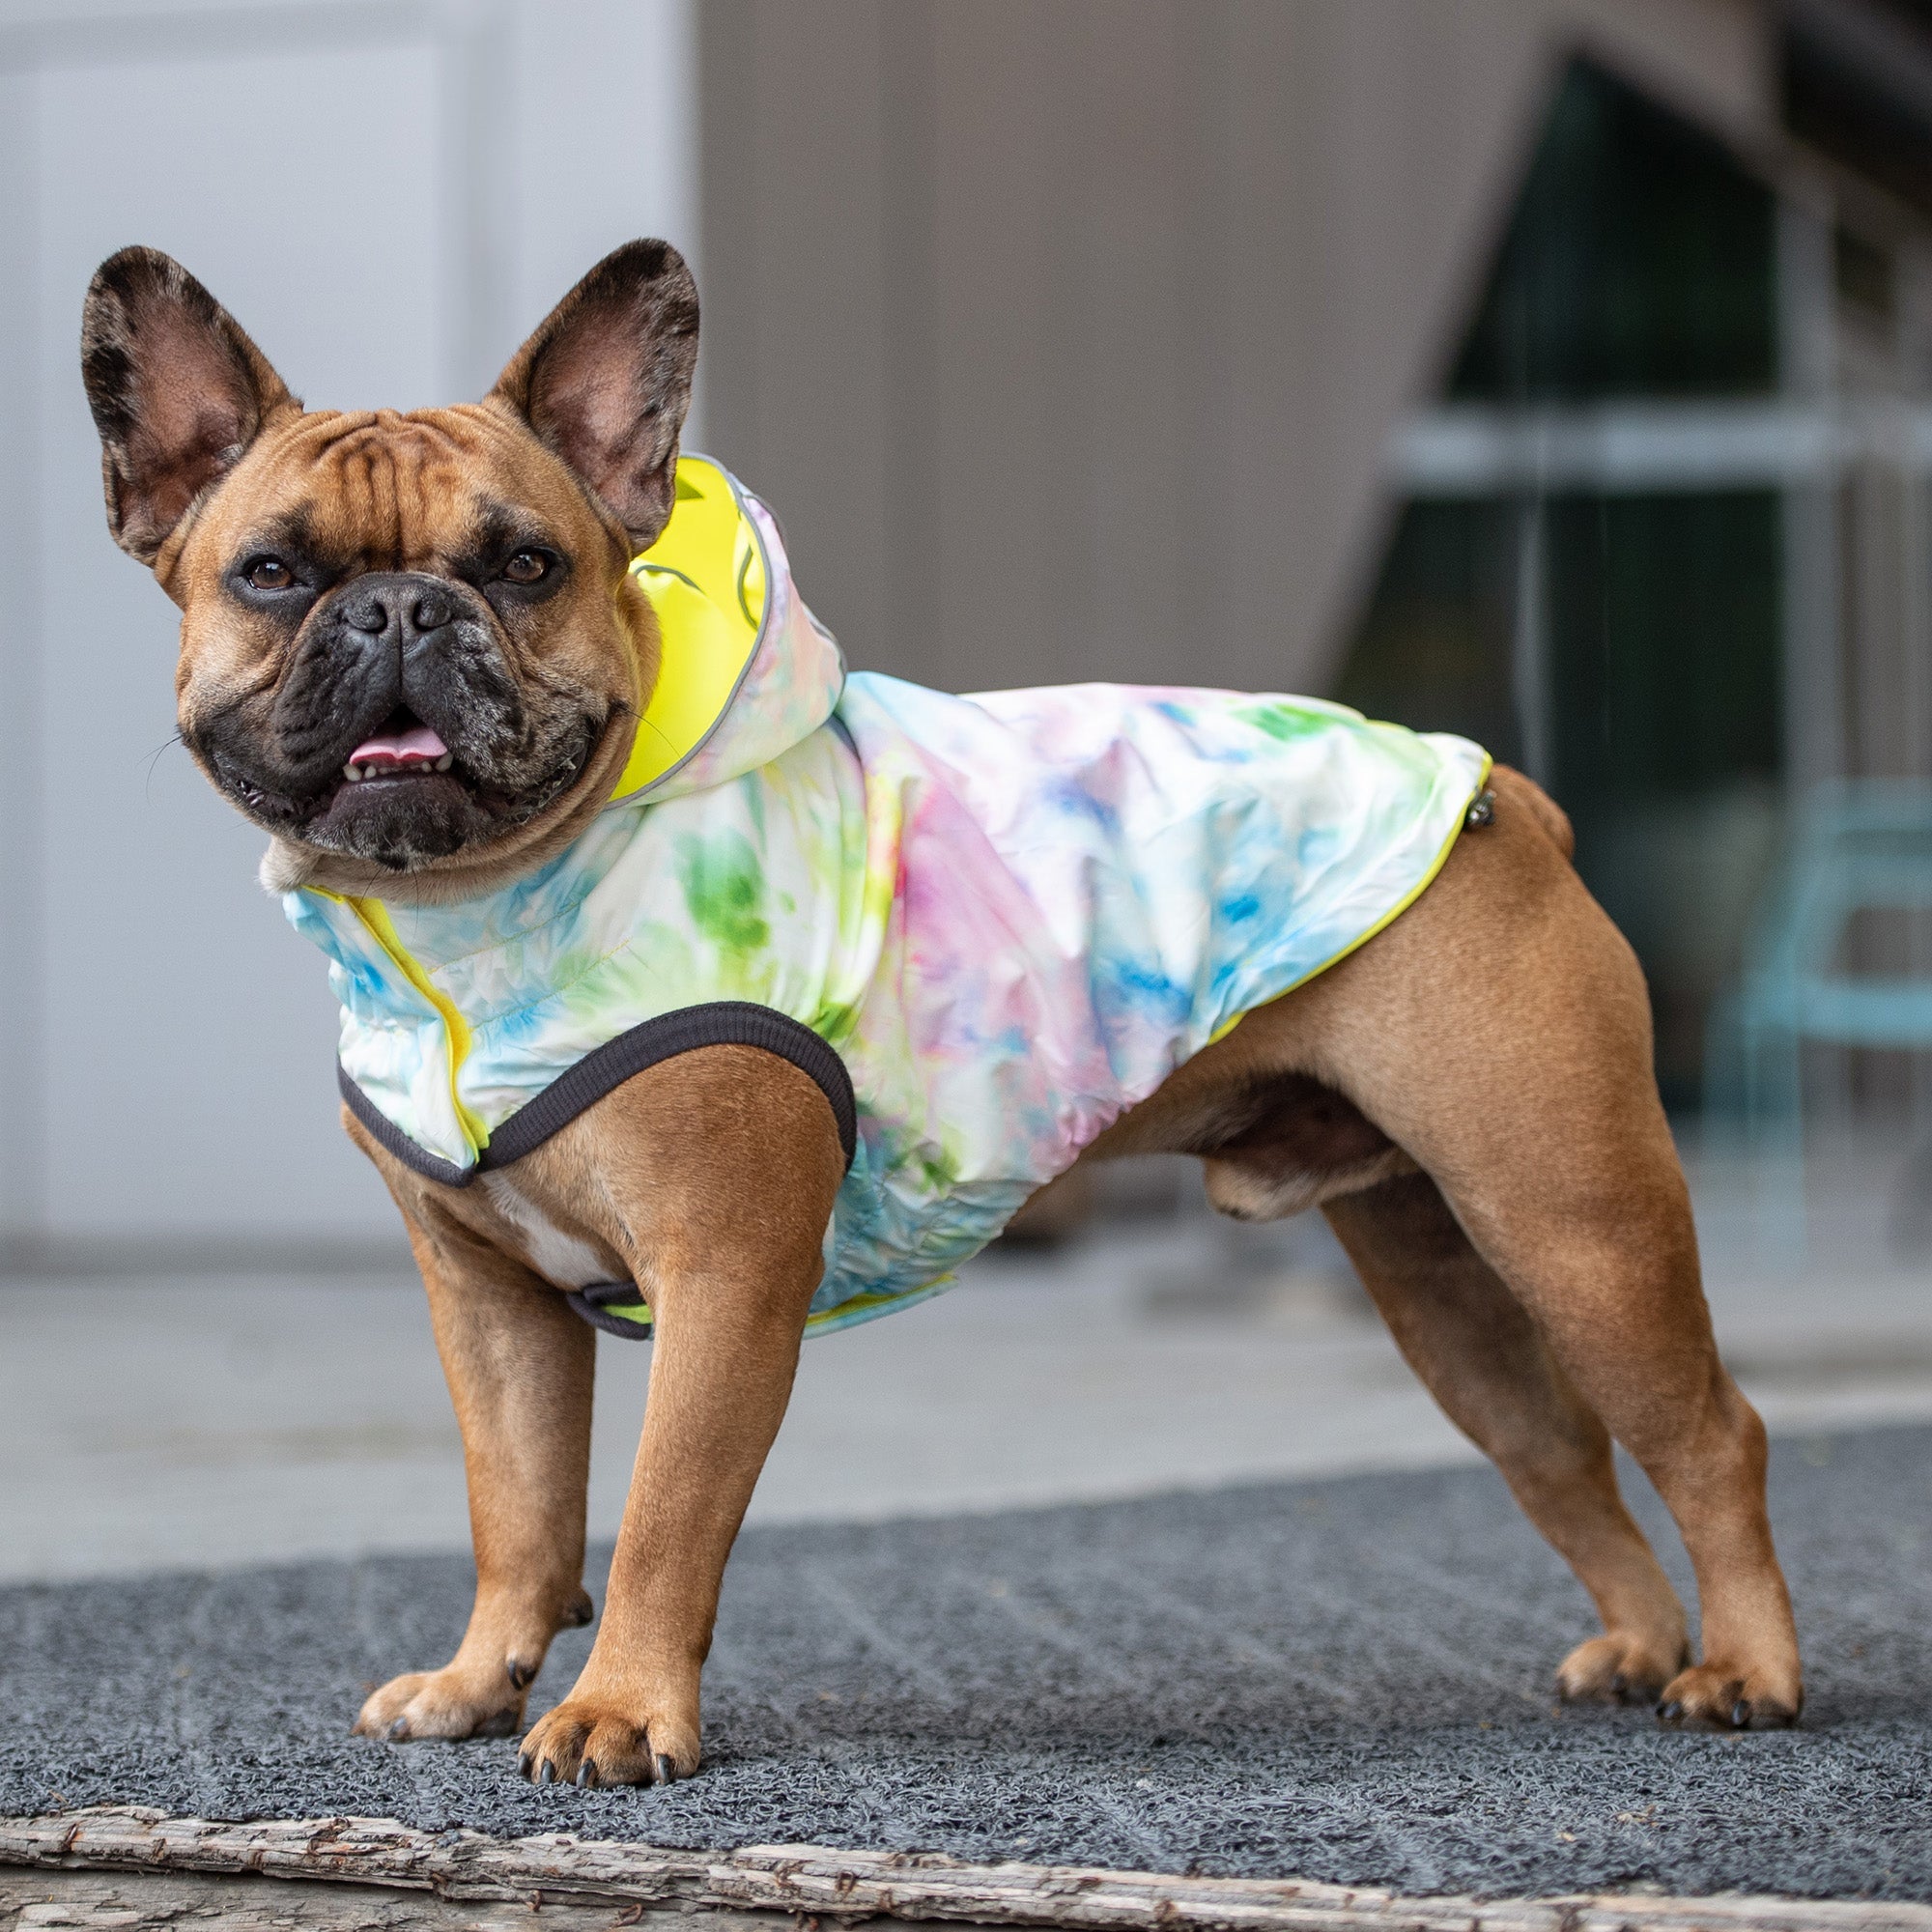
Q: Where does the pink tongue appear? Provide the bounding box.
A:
[351,723,448,766]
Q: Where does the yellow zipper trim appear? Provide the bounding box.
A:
[323,891,492,1158]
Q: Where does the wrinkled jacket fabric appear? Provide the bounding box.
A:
[289,457,1490,1334]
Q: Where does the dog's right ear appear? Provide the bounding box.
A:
[80,246,295,567]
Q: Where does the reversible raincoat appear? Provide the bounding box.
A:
[289,457,1490,1337]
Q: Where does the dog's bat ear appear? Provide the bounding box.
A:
[491,239,698,554]
[80,247,295,567]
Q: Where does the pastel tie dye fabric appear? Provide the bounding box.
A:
[288,463,1490,1334]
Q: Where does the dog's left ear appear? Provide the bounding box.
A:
[491,239,698,554]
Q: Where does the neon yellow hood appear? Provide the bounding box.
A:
[610,455,843,805]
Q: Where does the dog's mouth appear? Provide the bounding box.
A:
[307,703,480,825]
[220,704,477,825]
[209,701,604,870]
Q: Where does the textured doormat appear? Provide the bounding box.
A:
[2,1427,1930,1903]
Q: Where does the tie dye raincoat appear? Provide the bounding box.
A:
[289,457,1490,1336]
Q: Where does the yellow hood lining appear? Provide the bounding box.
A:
[610,455,770,803]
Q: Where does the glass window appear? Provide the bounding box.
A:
[1337,59,1783,1110]
[1447,59,1776,401]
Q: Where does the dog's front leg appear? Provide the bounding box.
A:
[355,1206,597,1744]
[518,1045,845,1787]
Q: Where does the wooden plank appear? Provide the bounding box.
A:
[0,1861,698,1929]
[3,1808,1929,1932]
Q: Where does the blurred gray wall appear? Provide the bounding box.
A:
[697,0,1770,696]
[0,0,696,1258]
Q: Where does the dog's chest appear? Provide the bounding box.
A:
[477,1172,616,1289]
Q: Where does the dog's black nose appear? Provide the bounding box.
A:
[338,573,457,640]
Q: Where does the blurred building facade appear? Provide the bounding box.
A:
[702,0,1932,1113]
[4,0,1931,1256]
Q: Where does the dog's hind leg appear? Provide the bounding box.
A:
[1323,1170,1689,1703]
[1424,1119,1801,1730]
[1281,768,1801,1728]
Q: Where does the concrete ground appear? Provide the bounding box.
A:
[4,1138,1932,1586]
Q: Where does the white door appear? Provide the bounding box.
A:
[0,1,696,1254]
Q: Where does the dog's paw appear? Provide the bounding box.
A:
[1556,1630,1688,1706]
[518,1691,697,1788]
[354,1664,529,1743]
[1654,1660,1803,1731]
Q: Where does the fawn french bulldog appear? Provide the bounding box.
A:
[80,238,1800,1787]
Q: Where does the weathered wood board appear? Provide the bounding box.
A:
[2,1809,1929,1932]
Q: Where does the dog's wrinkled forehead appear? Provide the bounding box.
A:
[196,406,617,586]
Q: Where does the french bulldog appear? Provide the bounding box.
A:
[79,239,1801,1787]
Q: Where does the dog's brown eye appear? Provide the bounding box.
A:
[503,550,549,584]
[246,556,293,590]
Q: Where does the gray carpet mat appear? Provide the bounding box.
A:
[2,1426,1930,1901]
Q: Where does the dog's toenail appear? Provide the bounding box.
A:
[387,1719,409,1741]
[653,1753,677,1786]
[565,1591,595,1628]
[506,1659,535,1690]
[1657,1699,1683,1722]
[538,1761,555,1784]
[1731,1700,1750,1728]
[577,1760,598,1788]
[518,1753,533,1779]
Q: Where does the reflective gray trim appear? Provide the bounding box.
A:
[338,1001,858,1189]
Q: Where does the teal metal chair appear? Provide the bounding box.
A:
[1708,780,1932,1255]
